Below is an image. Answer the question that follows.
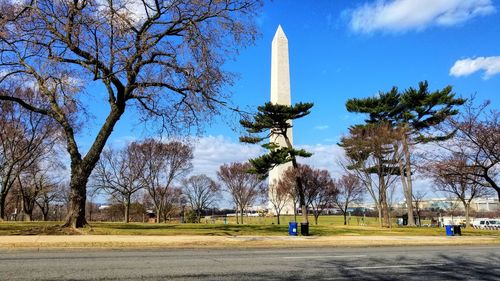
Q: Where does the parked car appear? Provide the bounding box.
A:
[472,219,499,229]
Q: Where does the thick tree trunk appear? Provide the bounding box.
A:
[124,195,131,223]
[0,194,6,220]
[22,201,33,222]
[63,160,99,228]
[63,168,89,228]
[62,103,125,228]
[377,205,382,227]
[380,196,390,228]
[42,210,48,221]
[401,133,416,226]
[343,212,347,225]
[379,177,390,228]
[22,197,35,222]
[23,213,32,221]
[464,202,470,228]
[300,204,308,224]
[276,213,280,225]
[156,207,161,223]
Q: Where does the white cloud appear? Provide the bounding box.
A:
[449,56,500,79]
[348,0,495,34]
[96,0,159,24]
[191,135,263,179]
[191,136,347,180]
[298,144,345,178]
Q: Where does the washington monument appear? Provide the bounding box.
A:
[269,25,294,214]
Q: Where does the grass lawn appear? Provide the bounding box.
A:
[1,215,500,237]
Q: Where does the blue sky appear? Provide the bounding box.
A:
[205,0,500,145]
[78,0,500,202]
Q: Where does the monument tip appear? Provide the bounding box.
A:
[274,24,287,40]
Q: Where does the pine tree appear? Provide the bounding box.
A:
[346,81,465,226]
[240,102,313,224]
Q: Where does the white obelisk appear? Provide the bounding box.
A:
[269,25,294,215]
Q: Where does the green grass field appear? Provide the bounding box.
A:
[1,215,500,237]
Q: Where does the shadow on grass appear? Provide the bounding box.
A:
[2,221,500,237]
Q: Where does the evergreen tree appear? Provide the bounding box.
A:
[240,102,313,224]
[346,81,465,226]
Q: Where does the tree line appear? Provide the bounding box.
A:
[0,1,497,229]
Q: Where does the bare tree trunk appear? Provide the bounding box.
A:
[22,199,33,222]
[240,207,244,224]
[343,211,347,225]
[293,205,297,222]
[23,213,32,221]
[124,195,131,223]
[276,213,280,225]
[379,178,390,228]
[381,199,390,228]
[63,105,124,228]
[156,207,161,223]
[42,210,49,221]
[300,204,308,224]
[377,205,382,227]
[63,167,89,228]
[402,134,415,226]
[0,182,15,220]
[314,213,319,225]
[286,136,308,224]
[464,202,470,228]
[0,194,6,220]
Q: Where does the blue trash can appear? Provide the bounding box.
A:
[288,222,298,236]
[445,225,454,236]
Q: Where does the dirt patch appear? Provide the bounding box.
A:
[1,235,499,249]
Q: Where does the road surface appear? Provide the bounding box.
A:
[0,245,498,280]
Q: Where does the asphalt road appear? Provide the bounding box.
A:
[0,245,499,280]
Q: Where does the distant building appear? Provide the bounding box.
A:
[472,197,500,212]
[400,197,499,212]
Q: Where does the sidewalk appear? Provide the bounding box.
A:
[1,235,499,249]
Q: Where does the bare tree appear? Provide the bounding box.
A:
[17,162,60,221]
[137,139,192,223]
[36,182,64,221]
[339,123,400,227]
[412,190,427,226]
[269,179,289,225]
[93,144,146,223]
[183,175,220,223]
[217,162,264,224]
[0,0,262,228]
[277,167,299,221]
[427,153,491,227]
[160,187,183,223]
[279,165,337,225]
[300,165,337,225]
[333,173,364,225]
[441,100,499,202]
[0,90,55,220]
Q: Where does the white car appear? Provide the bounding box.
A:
[472,219,499,229]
